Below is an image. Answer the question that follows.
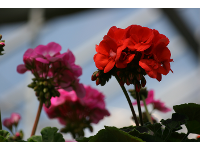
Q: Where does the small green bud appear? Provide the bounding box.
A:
[34,86,38,91]
[43,88,48,93]
[43,81,48,86]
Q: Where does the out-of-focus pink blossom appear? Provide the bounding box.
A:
[43,85,110,125]
[17,42,85,98]
[10,113,21,126]
[132,89,171,113]
[3,118,12,130]
[152,100,171,113]
[15,132,20,137]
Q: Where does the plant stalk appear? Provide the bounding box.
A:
[31,100,43,136]
[115,75,139,126]
[142,95,153,124]
[135,86,144,126]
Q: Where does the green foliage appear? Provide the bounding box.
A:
[76,126,144,142]
[0,130,10,142]
[27,136,42,142]
[28,127,65,142]
[173,103,200,134]
[41,127,65,142]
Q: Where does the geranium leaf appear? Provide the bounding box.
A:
[76,136,94,142]
[88,126,143,142]
[146,123,162,137]
[173,103,200,134]
[0,130,10,139]
[0,136,7,142]
[129,129,163,142]
[27,136,42,142]
[119,125,135,133]
[41,127,65,142]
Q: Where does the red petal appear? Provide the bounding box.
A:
[104,59,115,73]
[94,53,109,70]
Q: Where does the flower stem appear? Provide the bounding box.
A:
[0,108,2,130]
[135,86,144,126]
[31,100,43,137]
[114,75,139,126]
[141,95,153,124]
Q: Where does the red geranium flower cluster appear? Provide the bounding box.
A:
[43,85,110,138]
[17,42,85,101]
[93,25,173,89]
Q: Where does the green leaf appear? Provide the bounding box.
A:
[0,130,10,139]
[0,136,7,142]
[173,103,200,134]
[76,136,94,142]
[119,125,135,133]
[146,123,163,138]
[41,127,65,142]
[129,129,163,142]
[27,136,42,142]
[88,126,143,142]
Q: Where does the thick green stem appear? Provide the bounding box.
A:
[31,100,43,137]
[135,86,143,126]
[115,75,139,126]
[0,108,2,130]
[142,95,153,124]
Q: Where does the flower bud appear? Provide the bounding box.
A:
[135,83,141,92]
[96,71,100,77]
[91,74,97,81]
[96,78,100,85]
[43,88,48,93]
[43,81,48,86]
[141,77,146,87]
[34,86,38,91]
[129,73,134,80]
[0,42,5,47]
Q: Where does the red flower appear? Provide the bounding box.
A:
[93,25,173,83]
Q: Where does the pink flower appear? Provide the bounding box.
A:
[3,118,12,130]
[152,100,171,113]
[43,85,110,125]
[17,42,85,98]
[132,89,171,113]
[15,132,20,137]
[10,113,21,126]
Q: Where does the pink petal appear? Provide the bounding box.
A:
[35,57,49,64]
[17,64,28,74]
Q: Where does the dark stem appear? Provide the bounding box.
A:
[135,85,144,126]
[115,75,139,126]
[31,100,43,137]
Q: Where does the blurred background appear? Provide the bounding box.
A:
[0,8,200,140]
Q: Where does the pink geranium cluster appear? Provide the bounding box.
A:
[3,113,21,131]
[132,90,171,113]
[44,85,110,125]
[17,42,85,98]
[43,85,110,138]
